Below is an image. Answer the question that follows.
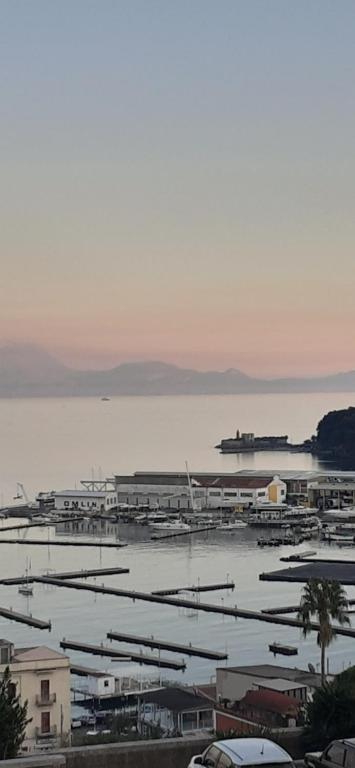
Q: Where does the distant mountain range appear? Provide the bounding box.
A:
[2,344,355,397]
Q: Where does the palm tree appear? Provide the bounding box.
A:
[297,579,350,683]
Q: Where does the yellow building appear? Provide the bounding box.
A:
[0,640,71,753]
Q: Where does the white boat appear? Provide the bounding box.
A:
[18,559,33,596]
[146,512,168,524]
[217,521,248,531]
[328,533,354,544]
[148,520,191,532]
[18,584,34,596]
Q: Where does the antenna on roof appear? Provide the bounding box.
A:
[308,663,316,674]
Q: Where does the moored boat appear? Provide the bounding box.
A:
[217,521,248,531]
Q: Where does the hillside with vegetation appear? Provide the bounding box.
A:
[316,407,355,464]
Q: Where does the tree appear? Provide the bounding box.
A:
[297,579,349,683]
[0,666,30,759]
[305,667,355,748]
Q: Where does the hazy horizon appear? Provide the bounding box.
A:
[2,1,355,376]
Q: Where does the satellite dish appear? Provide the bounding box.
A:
[308,663,316,674]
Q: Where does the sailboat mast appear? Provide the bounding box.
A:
[185,461,195,514]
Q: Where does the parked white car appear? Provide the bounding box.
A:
[188,737,295,768]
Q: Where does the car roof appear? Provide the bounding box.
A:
[214,738,293,764]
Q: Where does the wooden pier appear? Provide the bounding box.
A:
[37,576,355,639]
[0,566,129,586]
[0,606,51,630]
[60,639,186,670]
[107,631,228,660]
[0,537,126,548]
[152,581,234,596]
[151,526,218,540]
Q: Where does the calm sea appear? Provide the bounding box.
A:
[1,392,355,691]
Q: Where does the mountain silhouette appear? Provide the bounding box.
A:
[2,344,355,397]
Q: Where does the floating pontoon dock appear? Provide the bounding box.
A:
[260,561,355,585]
[0,517,84,532]
[0,537,126,548]
[0,606,51,630]
[269,642,298,656]
[60,639,186,670]
[152,581,234,595]
[107,631,228,660]
[0,566,129,586]
[38,576,355,639]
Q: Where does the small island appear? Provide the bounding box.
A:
[217,408,355,468]
[216,430,313,454]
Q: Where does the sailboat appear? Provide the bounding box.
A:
[18,559,33,596]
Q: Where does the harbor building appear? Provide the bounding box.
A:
[308,476,355,509]
[138,686,214,736]
[113,472,287,510]
[0,640,71,752]
[53,489,117,513]
[216,664,322,709]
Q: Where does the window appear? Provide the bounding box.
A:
[224,492,237,498]
[181,711,198,731]
[210,491,222,497]
[64,501,69,507]
[41,711,50,734]
[203,745,222,767]
[240,492,252,498]
[41,680,50,702]
[326,744,346,766]
[218,754,233,768]
[104,679,109,688]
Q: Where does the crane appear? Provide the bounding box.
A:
[13,483,30,505]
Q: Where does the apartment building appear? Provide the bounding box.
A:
[0,640,71,752]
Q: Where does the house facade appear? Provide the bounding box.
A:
[0,640,71,753]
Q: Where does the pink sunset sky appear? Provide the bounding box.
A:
[1,1,355,378]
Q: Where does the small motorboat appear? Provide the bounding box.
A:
[18,584,34,596]
[217,521,248,531]
[149,520,191,532]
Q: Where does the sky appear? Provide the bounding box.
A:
[1,0,355,377]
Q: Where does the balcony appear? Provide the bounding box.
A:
[35,725,57,740]
[35,693,56,706]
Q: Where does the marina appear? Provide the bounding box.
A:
[60,639,187,670]
[32,575,355,638]
[106,631,228,660]
[4,393,355,707]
